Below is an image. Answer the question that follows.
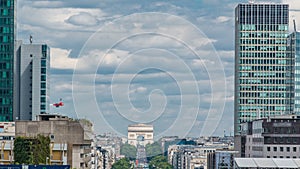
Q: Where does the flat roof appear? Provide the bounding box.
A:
[235,158,300,168]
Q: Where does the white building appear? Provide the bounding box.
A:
[127,124,153,147]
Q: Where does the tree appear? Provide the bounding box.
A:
[145,142,162,161]
[112,158,132,169]
[120,143,136,160]
[14,135,50,164]
[149,155,172,169]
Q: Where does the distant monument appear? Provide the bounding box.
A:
[127,124,154,147]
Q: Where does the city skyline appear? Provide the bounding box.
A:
[15,0,300,137]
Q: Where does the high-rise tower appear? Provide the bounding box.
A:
[234,3,291,136]
[287,30,300,113]
[15,42,50,120]
[0,0,15,121]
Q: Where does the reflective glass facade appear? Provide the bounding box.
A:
[287,32,300,113]
[0,0,14,121]
[234,4,291,135]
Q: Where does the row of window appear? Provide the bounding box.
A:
[239,105,287,111]
[239,66,289,71]
[240,52,286,58]
[267,156,298,159]
[239,91,292,98]
[240,72,290,78]
[0,0,13,7]
[239,59,289,65]
[267,146,296,152]
[240,39,286,45]
[239,79,292,85]
[239,85,288,91]
[240,32,288,38]
[239,98,292,105]
[240,45,287,51]
[240,24,288,31]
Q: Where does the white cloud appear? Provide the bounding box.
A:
[215,16,231,23]
[66,12,99,26]
[51,48,77,69]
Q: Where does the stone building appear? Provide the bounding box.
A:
[15,114,93,168]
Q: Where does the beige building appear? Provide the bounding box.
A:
[127,124,153,147]
[15,114,93,168]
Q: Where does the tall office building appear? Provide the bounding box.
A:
[0,0,16,121]
[234,3,292,137]
[15,41,50,120]
[287,30,300,113]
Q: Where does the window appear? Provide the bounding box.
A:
[287,147,290,152]
[267,147,270,151]
[41,68,46,74]
[41,90,46,96]
[41,75,46,81]
[293,147,297,152]
[41,82,46,89]
[280,147,283,152]
[273,147,277,152]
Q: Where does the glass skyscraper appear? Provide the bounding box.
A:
[234,3,292,135]
[287,31,300,113]
[0,0,15,121]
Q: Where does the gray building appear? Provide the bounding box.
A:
[234,3,291,135]
[240,114,300,158]
[15,41,50,120]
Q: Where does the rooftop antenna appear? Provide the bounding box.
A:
[293,19,297,32]
[29,35,33,44]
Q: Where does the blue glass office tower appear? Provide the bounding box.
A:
[234,3,291,136]
[0,0,15,121]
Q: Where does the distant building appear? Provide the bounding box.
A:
[0,122,15,164]
[240,114,300,158]
[15,114,93,168]
[207,150,238,169]
[127,124,153,147]
[168,144,233,169]
[15,41,50,121]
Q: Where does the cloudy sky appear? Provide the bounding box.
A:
[17,0,300,138]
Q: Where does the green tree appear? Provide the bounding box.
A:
[112,158,132,169]
[145,142,162,161]
[120,143,136,160]
[149,155,172,169]
[14,135,50,164]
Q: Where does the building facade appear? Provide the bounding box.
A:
[234,3,291,136]
[15,114,93,168]
[287,31,300,113]
[0,122,15,164]
[15,42,50,120]
[127,124,153,147]
[240,115,300,158]
[0,0,16,121]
